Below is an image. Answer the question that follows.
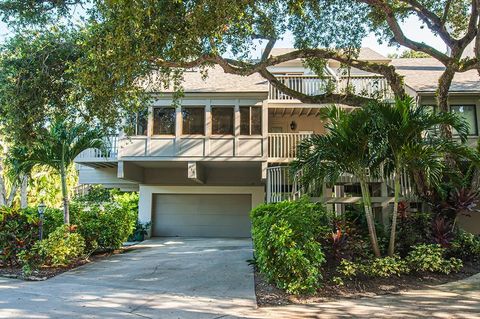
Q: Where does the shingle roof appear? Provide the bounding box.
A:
[149,50,479,95]
[391,58,480,93]
[270,47,391,61]
[156,66,268,93]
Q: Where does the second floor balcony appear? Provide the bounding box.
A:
[75,132,316,166]
[268,74,394,102]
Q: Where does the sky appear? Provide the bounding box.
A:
[0,14,445,58]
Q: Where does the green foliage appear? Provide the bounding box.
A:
[27,166,78,208]
[337,259,359,279]
[450,231,480,261]
[406,244,463,274]
[70,192,138,251]
[250,198,329,294]
[0,207,38,266]
[74,185,112,203]
[337,256,409,279]
[18,225,85,275]
[21,206,64,238]
[395,211,432,255]
[364,256,410,278]
[388,50,431,59]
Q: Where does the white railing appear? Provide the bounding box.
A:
[268,75,331,100]
[76,135,119,160]
[266,166,416,203]
[266,166,297,203]
[268,133,313,161]
[268,75,394,101]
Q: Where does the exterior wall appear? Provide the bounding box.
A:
[268,114,326,134]
[138,185,265,225]
[419,94,480,146]
[77,165,138,190]
[142,165,263,186]
[119,96,268,161]
[458,214,480,235]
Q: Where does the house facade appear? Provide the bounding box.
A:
[74,48,480,238]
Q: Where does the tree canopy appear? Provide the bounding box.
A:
[0,0,479,135]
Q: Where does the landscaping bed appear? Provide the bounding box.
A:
[0,246,135,281]
[250,199,480,307]
[0,187,144,280]
[255,260,480,306]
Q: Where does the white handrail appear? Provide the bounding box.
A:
[268,75,394,101]
[268,133,313,161]
[76,135,118,160]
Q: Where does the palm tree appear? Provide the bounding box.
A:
[369,97,469,256]
[11,119,105,223]
[292,106,385,257]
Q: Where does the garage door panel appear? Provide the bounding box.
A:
[155,214,250,226]
[152,194,252,237]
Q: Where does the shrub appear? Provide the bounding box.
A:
[406,244,463,274]
[396,211,431,255]
[364,256,410,277]
[251,198,329,294]
[337,259,359,279]
[21,206,64,238]
[19,225,85,275]
[0,207,38,266]
[70,192,137,251]
[337,256,409,279]
[74,185,111,202]
[449,230,480,261]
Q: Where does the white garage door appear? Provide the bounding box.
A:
[152,194,252,237]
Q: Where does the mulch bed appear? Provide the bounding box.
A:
[255,260,480,307]
[0,244,139,281]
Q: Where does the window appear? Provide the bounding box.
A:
[153,107,175,135]
[182,107,205,135]
[125,109,148,136]
[136,109,148,135]
[240,106,262,135]
[212,106,234,135]
[451,105,478,136]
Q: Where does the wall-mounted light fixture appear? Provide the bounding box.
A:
[290,121,297,131]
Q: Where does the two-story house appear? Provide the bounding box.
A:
[74,48,480,238]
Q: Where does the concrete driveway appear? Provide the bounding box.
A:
[0,238,258,319]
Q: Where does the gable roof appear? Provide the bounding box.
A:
[270,47,391,62]
[152,66,268,94]
[391,58,480,93]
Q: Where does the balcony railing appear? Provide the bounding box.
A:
[268,132,313,162]
[268,75,394,101]
[266,166,416,204]
[76,135,119,160]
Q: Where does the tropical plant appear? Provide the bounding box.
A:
[368,97,469,256]
[250,198,330,294]
[406,244,463,274]
[11,118,105,224]
[293,106,384,257]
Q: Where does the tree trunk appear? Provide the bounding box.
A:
[388,169,401,256]
[0,159,7,206]
[359,179,381,257]
[20,174,28,208]
[60,162,70,224]
[437,67,456,139]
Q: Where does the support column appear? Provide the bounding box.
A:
[380,181,390,228]
[334,185,345,216]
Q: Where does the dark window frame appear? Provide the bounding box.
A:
[211,106,235,135]
[182,106,205,135]
[450,104,478,136]
[240,106,262,135]
[153,107,176,135]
